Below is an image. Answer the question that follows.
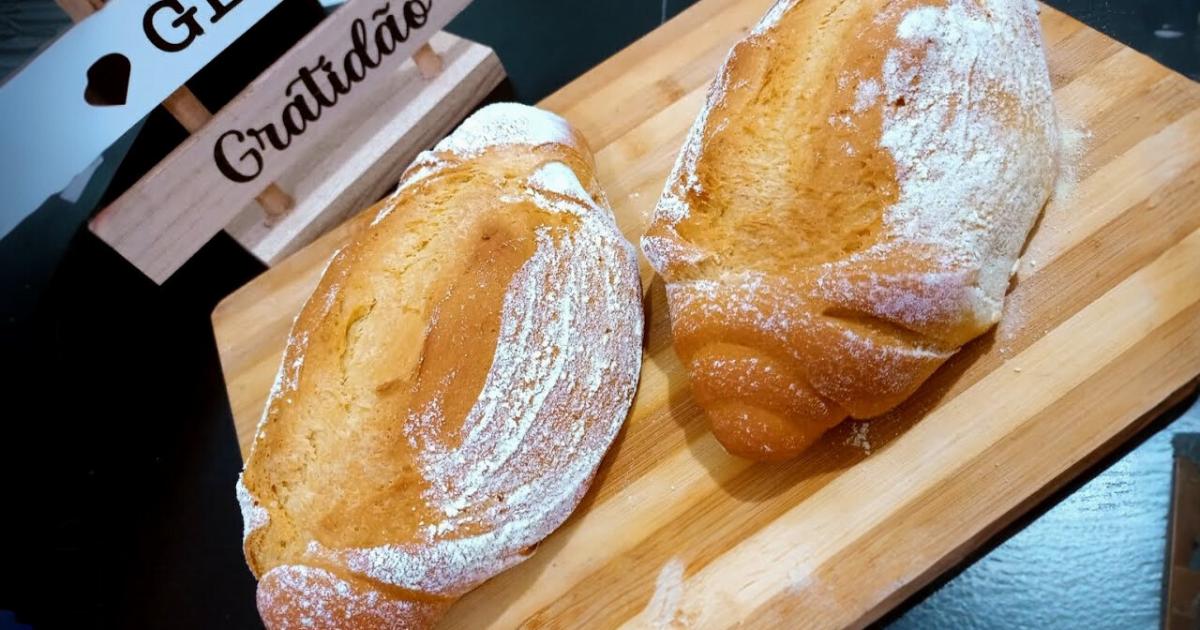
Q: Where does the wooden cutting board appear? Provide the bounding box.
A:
[212,1,1200,627]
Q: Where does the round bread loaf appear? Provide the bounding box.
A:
[642,0,1058,461]
[237,103,643,628]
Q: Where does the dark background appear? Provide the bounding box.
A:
[0,0,1197,628]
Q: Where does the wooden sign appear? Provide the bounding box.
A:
[89,0,478,283]
[0,0,286,238]
[223,31,503,265]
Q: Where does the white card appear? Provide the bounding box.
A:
[0,0,286,238]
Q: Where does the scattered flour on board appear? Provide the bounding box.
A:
[845,422,872,453]
[787,564,838,609]
[787,565,814,592]
[643,557,687,629]
[996,117,1088,355]
[995,288,1026,355]
[1050,119,1091,206]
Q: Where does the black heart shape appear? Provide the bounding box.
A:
[84,53,130,107]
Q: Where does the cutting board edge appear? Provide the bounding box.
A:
[207,2,1200,626]
[853,376,1200,629]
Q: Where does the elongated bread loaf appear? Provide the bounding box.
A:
[642,0,1058,461]
[237,103,643,628]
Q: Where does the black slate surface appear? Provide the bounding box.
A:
[0,0,1197,628]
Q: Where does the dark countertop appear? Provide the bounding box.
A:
[0,0,1197,628]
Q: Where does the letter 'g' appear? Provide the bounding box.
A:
[143,0,204,53]
[214,130,263,182]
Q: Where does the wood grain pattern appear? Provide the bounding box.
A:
[212,2,1200,626]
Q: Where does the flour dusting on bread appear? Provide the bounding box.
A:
[310,165,642,596]
[752,0,800,35]
[649,47,734,232]
[257,564,444,630]
[874,0,1057,288]
[239,104,643,625]
[374,105,582,227]
[236,473,269,543]
[642,0,1058,460]
[435,102,577,158]
[853,78,881,113]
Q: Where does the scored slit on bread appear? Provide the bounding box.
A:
[238,104,644,629]
[643,0,1058,461]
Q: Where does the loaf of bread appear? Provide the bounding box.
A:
[236,103,643,629]
[642,0,1058,461]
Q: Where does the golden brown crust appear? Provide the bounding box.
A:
[643,0,1058,461]
[238,104,644,628]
